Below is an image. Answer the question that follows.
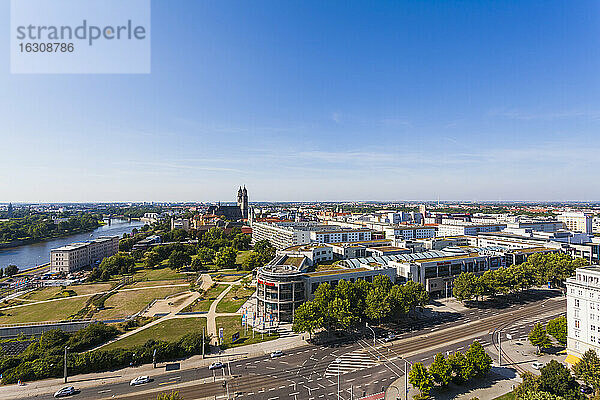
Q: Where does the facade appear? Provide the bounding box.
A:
[171,218,191,232]
[50,236,119,274]
[437,223,506,236]
[383,226,436,240]
[310,228,372,244]
[280,244,334,266]
[206,186,249,220]
[255,262,396,323]
[558,212,593,234]
[566,266,600,364]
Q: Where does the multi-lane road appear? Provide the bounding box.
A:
[15,290,566,400]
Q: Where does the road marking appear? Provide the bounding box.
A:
[98,390,111,394]
[159,381,177,386]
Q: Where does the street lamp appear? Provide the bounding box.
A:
[63,346,69,383]
[403,358,413,400]
[491,328,503,366]
[336,357,342,400]
[366,322,375,346]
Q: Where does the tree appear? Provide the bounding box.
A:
[168,250,191,270]
[190,257,203,271]
[465,341,492,378]
[214,247,237,268]
[5,265,18,277]
[514,371,540,400]
[197,247,216,264]
[538,360,581,400]
[546,316,567,346]
[429,353,452,387]
[447,351,475,384]
[143,251,162,269]
[409,362,434,398]
[572,349,600,394]
[292,301,323,335]
[364,287,391,322]
[241,251,264,271]
[453,272,479,302]
[529,323,551,353]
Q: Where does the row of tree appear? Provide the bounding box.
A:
[452,253,588,303]
[528,316,567,352]
[409,341,492,398]
[292,276,429,334]
[0,213,102,242]
[0,323,209,384]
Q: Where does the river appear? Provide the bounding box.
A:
[0,219,145,270]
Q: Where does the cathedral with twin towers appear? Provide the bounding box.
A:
[207,185,249,220]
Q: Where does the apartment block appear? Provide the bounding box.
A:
[50,236,119,274]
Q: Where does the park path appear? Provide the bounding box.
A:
[91,290,201,351]
[206,276,248,345]
[0,284,189,311]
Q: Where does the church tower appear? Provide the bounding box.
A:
[241,186,249,219]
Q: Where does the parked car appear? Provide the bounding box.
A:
[54,386,76,398]
[209,362,224,370]
[270,350,284,358]
[532,362,544,370]
[130,376,151,386]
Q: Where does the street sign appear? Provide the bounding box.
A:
[232,332,240,343]
[219,328,224,339]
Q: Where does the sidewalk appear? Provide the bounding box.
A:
[0,328,307,400]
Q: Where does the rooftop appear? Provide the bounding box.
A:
[305,267,369,277]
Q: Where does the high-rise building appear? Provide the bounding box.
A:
[558,211,593,234]
[566,266,600,365]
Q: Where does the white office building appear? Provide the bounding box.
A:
[566,266,600,365]
[558,212,593,234]
[50,236,119,274]
[437,223,506,236]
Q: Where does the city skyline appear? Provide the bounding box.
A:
[2,1,600,202]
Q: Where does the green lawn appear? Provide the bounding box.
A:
[494,392,515,400]
[133,267,187,282]
[211,272,249,283]
[17,283,112,302]
[0,296,89,324]
[216,285,254,313]
[216,315,278,349]
[94,286,187,320]
[236,250,252,265]
[184,284,228,312]
[103,317,207,350]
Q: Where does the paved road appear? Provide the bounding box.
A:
[15,290,565,400]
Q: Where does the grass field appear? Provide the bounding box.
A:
[103,317,207,350]
[216,315,278,349]
[17,283,112,302]
[94,286,187,320]
[127,280,189,289]
[185,284,228,312]
[0,296,89,324]
[494,392,515,400]
[211,272,249,282]
[133,267,187,282]
[216,285,254,313]
[235,250,252,265]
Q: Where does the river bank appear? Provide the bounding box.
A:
[0,220,145,270]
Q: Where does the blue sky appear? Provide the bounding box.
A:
[1,1,600,202]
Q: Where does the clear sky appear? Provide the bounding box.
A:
[1,1,600,203]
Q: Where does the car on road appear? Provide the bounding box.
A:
[209,362,224,370]
[54,386,77,398]
[130,376,152,386]
[581,385,593,394]
[532,362,544,370]
[384,333,397,342]
[270,350,284,358]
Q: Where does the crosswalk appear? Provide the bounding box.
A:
[324,350,380,377]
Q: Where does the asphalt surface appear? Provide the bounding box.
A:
[17,290,566,400]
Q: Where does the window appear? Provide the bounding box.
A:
[575,299,580,308]
[575,320,580,328]
[592,335,596,343]
[592,325,596,331]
